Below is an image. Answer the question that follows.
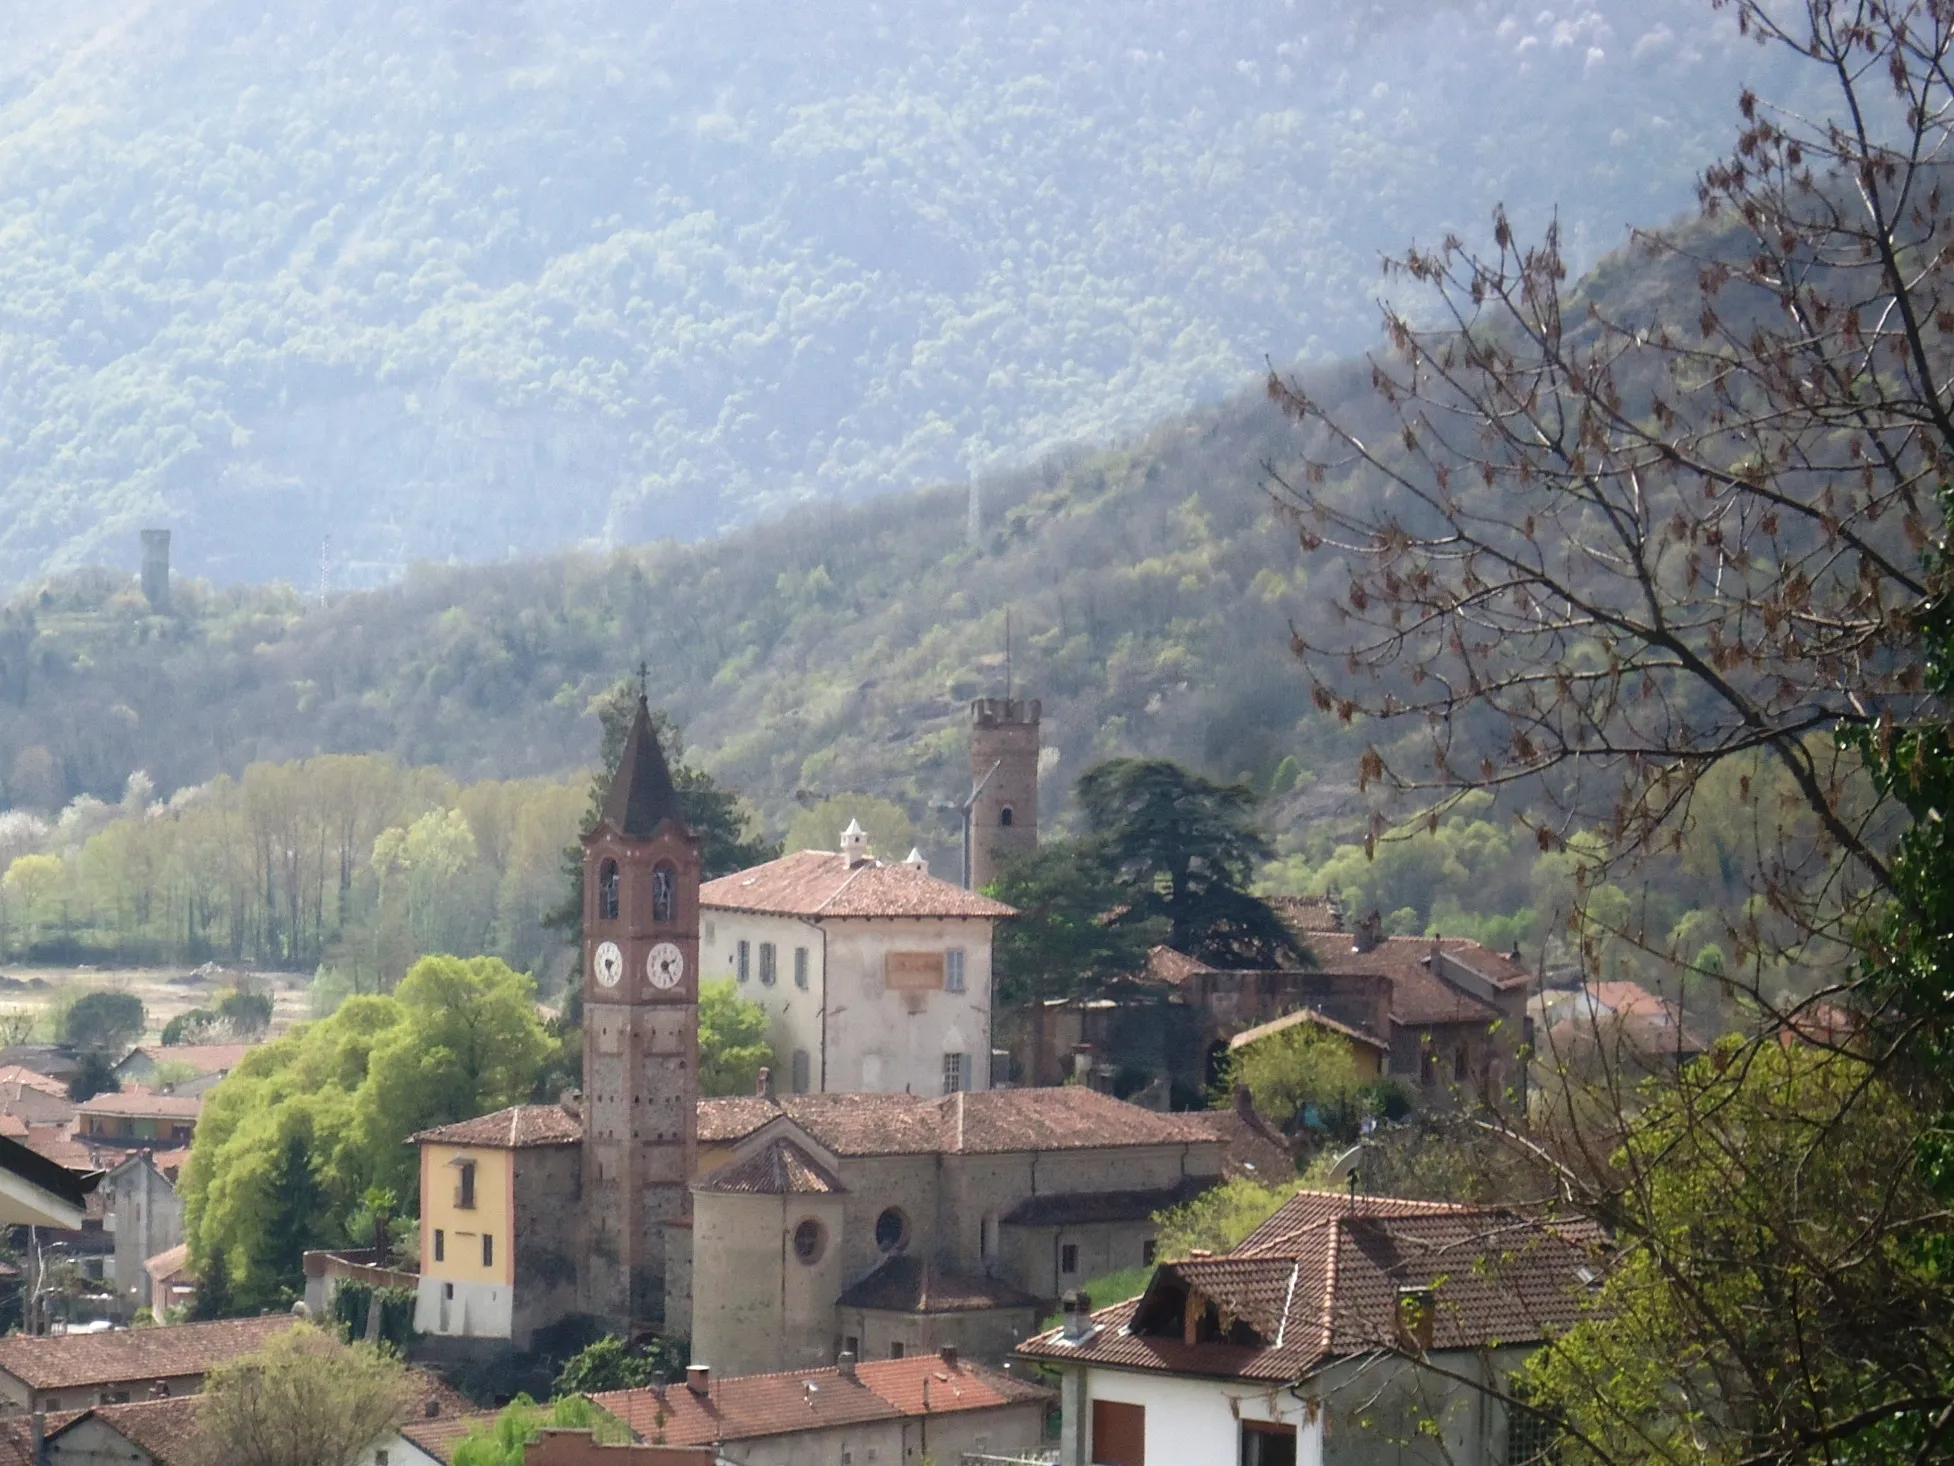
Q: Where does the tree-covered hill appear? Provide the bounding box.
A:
[0,0,1818,588]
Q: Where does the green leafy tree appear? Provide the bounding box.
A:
[162,1008,221,1045]
[187,1323,414,1466]
[215,988,275,1039]
[1220,1021,1363,1133]
[62,990,146,1055]
[1153,1177,1296,1260]
[698,979,772,1097]
[65,1051,120,1103]
[452,1395,632,1466]
[553,1334,690,1395]
[1076,758,1302,968]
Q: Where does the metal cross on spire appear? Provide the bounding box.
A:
[637,660,650,701]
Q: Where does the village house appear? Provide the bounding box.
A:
[74,1094,200,1152]
[1532,979,1712,1076]
[101,1151,183,1320]
[0,1315,295,1413]
[113,1044,253,1098]
[1017,1190,1604,1466]
[700,823,1014,1098]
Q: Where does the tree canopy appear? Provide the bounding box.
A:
[187,1323,413,1466]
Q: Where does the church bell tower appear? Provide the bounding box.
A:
[580,695,700,1329]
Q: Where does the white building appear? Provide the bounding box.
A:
[1017,1191,1604,1466]
[701,822,1015,1097]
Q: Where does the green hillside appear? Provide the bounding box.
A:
[0,0,1819,588]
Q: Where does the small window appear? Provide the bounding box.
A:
[653,863,677,924]
[433,1229,445,1263]
[1454,1045,1470,1083]
[1241,1420,1297,1466]
[794,947,809,989]
[793,1218,826,1265]
[942,1052,969,1094]
[737,940,750,983]
[759,942,777,986]
[791,1049,811,1094]
[455,1161,476,1210]
[442,1282,454,1301]
[704,920,716,945]
[875,1208,908,1253]
[1061,1243,1079,1275]
[999,806,1014,827]
[377,1452,390,1466]
[844,1335,859,1358]
[482,1234,494,1268]
[597,859,620,921]
[889,1342,905,1359]
[1143,1239,1157,1265]
[945,949,966,993]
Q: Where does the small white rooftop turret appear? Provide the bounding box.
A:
[904,847,929,876]
[840,818,873,866]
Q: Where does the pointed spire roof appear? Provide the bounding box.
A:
[601,695,684,838]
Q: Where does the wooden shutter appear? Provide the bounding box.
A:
[1092,1399,1146,1466]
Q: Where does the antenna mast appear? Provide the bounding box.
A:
[1004,608,1012,703]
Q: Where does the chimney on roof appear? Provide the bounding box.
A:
[938,1345,958,1367]
[30,1410,43,1463]
[840,819,872,867]
[837,1350,857,1380]
[559,1089,581,1118]
[1060,1290,1094,1343]
[904,847,928,876]
[1352,910,1384,954]
[425,1398,441,1418]
[686,1364,711,1396]
[755,1066,773,1099]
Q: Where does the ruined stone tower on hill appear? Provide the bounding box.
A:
[968,698,1039,892]
[579,695,700,1329]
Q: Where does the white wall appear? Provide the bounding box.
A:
[703,908,996,1098]
[1085,1366,1324,1466]
[412,1276,512,1340]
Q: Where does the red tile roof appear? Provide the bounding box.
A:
[409,1103,584,1149]
[1297,934,1524,1026]
[0,1066,69,1098]
[697,1096,779,1145]
[1018,1190,1603,1382]
[0,1316,296,1392]
[702,849,1015,920]
[592,1355,1051,1446]
[1228,1006,1389,1055]
[48,1395,205,1461]
[835,1256,1043,1313]
[401,1412,493,1464]
[78,1093,203,1120]
[1000,1178,1214,1227]
[121,1044,254,1078]
[145,1243,192,1288]
[697,1137,844,1196]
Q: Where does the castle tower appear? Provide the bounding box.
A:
[968,697,1040,891]
[140,530,170,612]
[580,696,700,1330]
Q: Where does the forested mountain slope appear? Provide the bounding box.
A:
[0,0,1816,588]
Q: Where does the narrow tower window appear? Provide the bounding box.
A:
[598,860,620,921]
[652,863,677,924]
[999,806,1014,827]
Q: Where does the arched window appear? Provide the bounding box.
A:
[652,863,677,924]
[597,860,620,921]
[875,1207,909,1254]
[999,806,1014,827]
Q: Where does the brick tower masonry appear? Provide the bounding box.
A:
[580,696,700,1330]
[968,697,1040,892]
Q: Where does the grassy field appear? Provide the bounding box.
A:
[0,964,312,1046]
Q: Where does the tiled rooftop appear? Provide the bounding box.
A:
[1228,1005,1390,1054]
[702,848,1015,920]
[1018,1189,1603,1382]
[835,1256,1043,1314]
[118,1044,254,1077]
[592,1354,1051,1446]
[697,1137,844,1196]
[77,1092,203,1120]
[410,1102,584,1149]
[0,1315,296,1391]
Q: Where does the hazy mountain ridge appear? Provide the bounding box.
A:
[0,0,1816,588]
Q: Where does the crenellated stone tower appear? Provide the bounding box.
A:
[968,697,1040,892]
[580,696,700,1329]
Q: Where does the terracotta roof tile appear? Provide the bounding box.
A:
[0,1083,77,1126]
[1142,946,1208,985]
[77,1093,203,1120]
[1270,895,1344,935]
[0,1066,69,1098]
[0,1316,296,1392]
[401,1411,495,1464]
[835,1257,1043,1313]
[120,1044,254,1078]
[697,1137,844,1196]
[1019,1190,1602,1382]
[593,1356,1051,1445]
[1297,934,1522,1026]
[697,1096,779,1144]
[50,1395,205,1461]
[1228,1006,1389,1054]
[703,849,1015,920]
[409,1103,583,1148]
[145,1243,192,1287]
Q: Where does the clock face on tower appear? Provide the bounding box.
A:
[594,940,624,988]
[647,941,685,990]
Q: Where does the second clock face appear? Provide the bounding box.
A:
[647,941,686,990]
[594,940,624,988]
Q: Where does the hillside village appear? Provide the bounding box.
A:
[0,3,1947,1466]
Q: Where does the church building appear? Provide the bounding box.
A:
[410,694,1228,1366]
